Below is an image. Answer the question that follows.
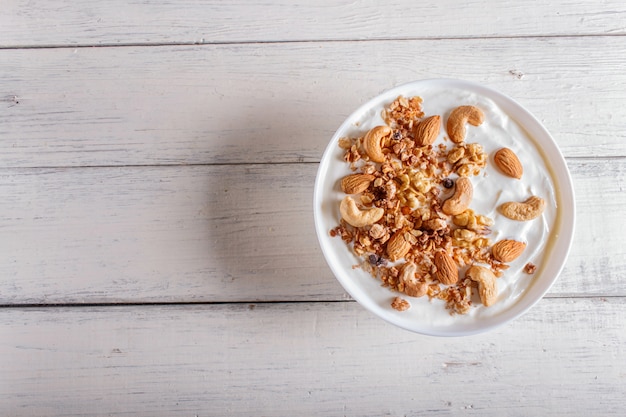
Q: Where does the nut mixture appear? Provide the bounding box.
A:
[331,95,546,314]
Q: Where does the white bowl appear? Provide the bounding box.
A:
[314,79,575,336]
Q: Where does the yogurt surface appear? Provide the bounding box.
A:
[314,80,567,335]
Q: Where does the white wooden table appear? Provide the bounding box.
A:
[1,1,625,415]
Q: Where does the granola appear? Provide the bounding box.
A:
[330,96,506,315]
[391,296,411,311]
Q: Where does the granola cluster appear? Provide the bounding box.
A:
[331,96,507,315]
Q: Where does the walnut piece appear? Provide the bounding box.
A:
[391,296,411,311]
[524,262,537,274]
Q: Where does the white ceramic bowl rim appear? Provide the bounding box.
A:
[313,79,575,337]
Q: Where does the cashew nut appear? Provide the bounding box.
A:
[442,177,473,215]
[465,265,497,307]
[339,196,384,227]
[499,196,546,221]
[363,125,392,163]
[446,105,485,143]
[399,262,428,297]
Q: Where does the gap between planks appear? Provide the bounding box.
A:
[1,294,623,310]
[0,156,621,172]
[3,32,626,51]
[2,297,624,416]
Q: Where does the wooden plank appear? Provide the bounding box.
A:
[2,0,626,47]
[0,37,626,168]
[0,158,623,304]
[1,299,624,416]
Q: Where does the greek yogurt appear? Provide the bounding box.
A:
[314,79,572,336]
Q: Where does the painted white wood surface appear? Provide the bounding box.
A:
[2,1,626,416]
[1,300,625,416]
[0,159,623,304]
[1,36,625,169]
[2,0,626,47]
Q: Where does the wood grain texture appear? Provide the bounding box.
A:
[2,0,626,47]
[0,159,623,304]
[1,37,626,168]
[1,299,624,416]
[3,2,626,415]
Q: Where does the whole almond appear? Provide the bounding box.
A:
[433,252,458,285]
[341,174,375,194]
[494,148,523,179]
[492,239,527,262]
[413,115,441,146]
[386,230,412,261]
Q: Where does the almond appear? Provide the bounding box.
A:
[433,252,458,285]
[340,173,375,194]
[413,115,441,146]
[494,148,523,179]
[386,230,412,261]
[492,239,526,263]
